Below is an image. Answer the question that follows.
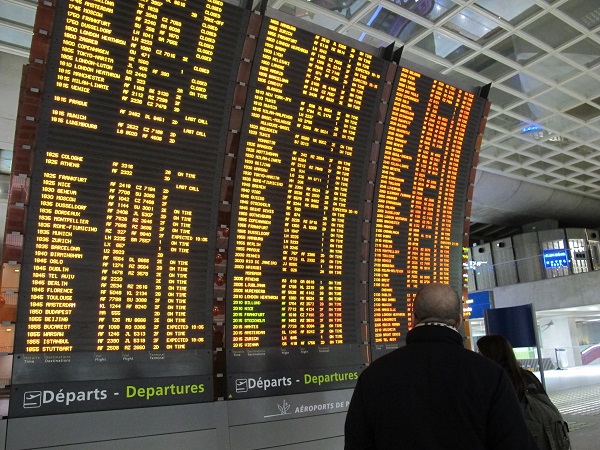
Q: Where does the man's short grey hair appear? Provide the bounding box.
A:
[414,283,461,327]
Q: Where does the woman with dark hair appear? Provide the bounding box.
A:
[476,334,545,400]
[477,334,571,450]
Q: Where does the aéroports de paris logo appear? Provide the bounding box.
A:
[264,399,291,418]
[23,391,42,408]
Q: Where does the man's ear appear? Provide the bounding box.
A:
[455,314,463,329]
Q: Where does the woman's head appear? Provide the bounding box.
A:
[477,334,525,396]
[477,334,517,366]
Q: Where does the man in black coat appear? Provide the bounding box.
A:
[344,283,537,449]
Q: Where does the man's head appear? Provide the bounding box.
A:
[413,283,462,328]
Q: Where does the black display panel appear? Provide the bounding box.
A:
[369,66,486,359]
[10,0,249,417]
[7,0,489,417]
[225,17,387,398]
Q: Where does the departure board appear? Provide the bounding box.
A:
[8,0,488,415]
[225,17,386,398]
[10,0,249,417]
[370,67,486,358]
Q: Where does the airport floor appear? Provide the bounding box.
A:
[541,363,600,450]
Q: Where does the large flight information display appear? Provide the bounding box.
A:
[225,16,386,398]
[370,67,486,357]
[8,0,488,416]
[10,0,249,416]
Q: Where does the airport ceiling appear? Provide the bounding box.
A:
[2,0,600,244]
